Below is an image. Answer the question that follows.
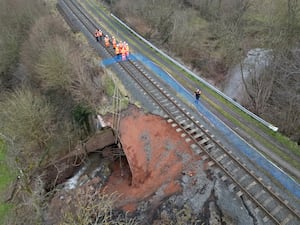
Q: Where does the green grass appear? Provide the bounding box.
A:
[0,139,14,224]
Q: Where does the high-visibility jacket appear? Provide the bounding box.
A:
[95,30,99,37]
[125,44,129,56]
[118,42,123,51]
[121,47,126,61]
[121,47,126,56]
[112,38,117,49]
[104,36,110,47]
[115,45,119,55]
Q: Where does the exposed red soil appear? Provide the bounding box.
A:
[104,105,200,212]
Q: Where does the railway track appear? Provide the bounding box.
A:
[58,0,300,224]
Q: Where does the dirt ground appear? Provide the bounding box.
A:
[104,105,200,212]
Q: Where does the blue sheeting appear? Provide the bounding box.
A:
[130,54,300,199]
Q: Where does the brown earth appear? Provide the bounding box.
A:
[103,105,200,212]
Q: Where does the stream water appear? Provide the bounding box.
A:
[63,152,112,190]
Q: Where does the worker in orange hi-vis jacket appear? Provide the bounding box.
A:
[94,29,100,42]
[112,36,117,49]
[121,45,126,61]
[118,41,123,52]
[99,29,103,41]
[115,44,120,59]
[104,35,110,47]
[125,43,129,58]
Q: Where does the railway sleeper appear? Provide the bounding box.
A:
[188,127,199,134]
[228,183,236,191]
[192,132,204,139]
[262,216,270,223]
[231,167,240,175]
[281,214,293,225]
[216,153,227,162]
[175,114,183,120]
[255,190,266,203]
[171,110,180,115]
[160,98,169,104]
[164,102,175,108]
[163,114,169,119]
[205,143,215,150]
[246,181,257,190]
[210,149,222,156]
[160,99,173,108]
[167,119,173,123]
[262,197,273,209]
[176,128,182,133]
[198,137,209,145]
[236,190,243,197]
[190,144,203,154]
[254,207,260,214]
[238,175,249,184]
[149,89,160,95]
[201,155,209,161]
[220,175,227,181]
[270,205,282,216]
[224,159,233,168]
[184,123,194,130]
[179,119,187,125]
[207,160,215,167]
[185,137,192,143]
[171,123,178,128]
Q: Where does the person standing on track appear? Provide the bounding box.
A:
[104,35,110,47]
[125,42,129,59]
[118,41,123,53]
[112,36,117,49]
[99,29,103,41]
[121,45,126,61]
[94,29,100,42]
[115,44,120,60]
[194,88,201,104]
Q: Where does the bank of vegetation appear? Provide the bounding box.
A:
[0,0,126,224]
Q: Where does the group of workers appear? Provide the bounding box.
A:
[95,28,130,61]
[95,29,203,104]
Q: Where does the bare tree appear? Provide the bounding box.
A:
[267,51,300,142]
[68,51,106,109]
[0,87,56,177]
[0,0,46,79]
[21,15,69,78]
[34,37,74,90]
[61,188,137,225]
